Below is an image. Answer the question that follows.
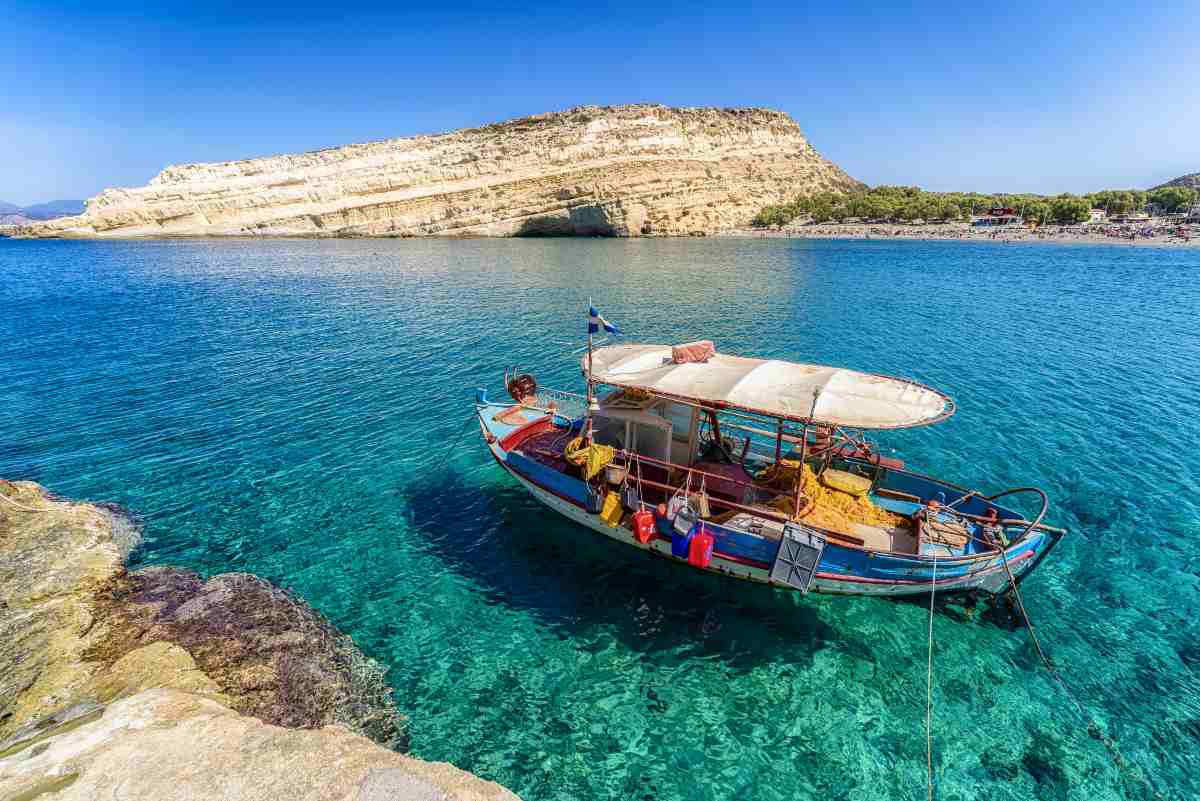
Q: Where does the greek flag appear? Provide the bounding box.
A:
[588,306,620,335]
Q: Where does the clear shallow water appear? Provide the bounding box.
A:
[2,237,1198,800]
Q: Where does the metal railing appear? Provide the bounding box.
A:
[609,450,875,547]
[526,387,587,420]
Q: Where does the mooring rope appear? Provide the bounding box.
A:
[925,548,938,801]
[428,412,481,475]
[996,548,1165,800]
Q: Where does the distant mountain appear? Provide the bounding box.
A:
[21,199,85,218]
[1152,173,1200,190]
[0,199,85,223]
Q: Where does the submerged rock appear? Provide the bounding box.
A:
[88,567,408,748]
[0,480,516,800]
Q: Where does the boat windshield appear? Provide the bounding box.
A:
[589,406,672,465]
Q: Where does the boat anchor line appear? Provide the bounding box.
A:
[926,546,938,801]
[428,411,483,475]
[915,490,1162,799]
[994,555,1166,801]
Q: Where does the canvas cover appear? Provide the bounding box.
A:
[586,344,953,430]
[671,340,716,364]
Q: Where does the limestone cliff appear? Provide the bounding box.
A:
[14,104,860,239]
[0,480,518,801]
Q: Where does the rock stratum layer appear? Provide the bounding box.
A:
[0,480,519,801]
[14,104,860,239]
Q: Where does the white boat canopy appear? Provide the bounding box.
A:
[585,344,955,430]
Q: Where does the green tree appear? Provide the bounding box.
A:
[748,183,1169,229]
[938,201,963,221]
[1087,189,1149,216]
[809,196,836,222]
[1050,195,1090,224]
[1022,201,1051,225]
[751,206,789,228]
[1149,186,1197,213]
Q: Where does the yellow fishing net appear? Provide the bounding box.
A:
[564,437,616,481]
[765,461,907,534]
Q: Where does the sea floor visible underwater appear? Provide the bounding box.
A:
[2,237,1197,801]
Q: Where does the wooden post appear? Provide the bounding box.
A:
[774,418,783,464]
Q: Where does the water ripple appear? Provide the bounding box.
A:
[1,236,1197,800]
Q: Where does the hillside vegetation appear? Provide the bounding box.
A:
[752,185,1198,227]
[1153,172,1200,191]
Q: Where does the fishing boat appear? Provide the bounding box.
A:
[473,317,1064,599]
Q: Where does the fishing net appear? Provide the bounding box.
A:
[765,461,908,534]
[564,437,616,481]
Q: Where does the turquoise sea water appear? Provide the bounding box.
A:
[2,237,1198,800]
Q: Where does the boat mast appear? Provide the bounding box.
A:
[585,300,596,444]
[792,387,822,519]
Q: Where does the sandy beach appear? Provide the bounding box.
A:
[725,221,1199,247]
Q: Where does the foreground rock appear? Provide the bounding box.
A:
[1,690,516,801]
[14,104,860,239]
[0,480,518,801]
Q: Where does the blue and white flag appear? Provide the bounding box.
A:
[588,306,621,335]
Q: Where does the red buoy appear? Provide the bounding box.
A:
[688,528,714,568]
[632,509,655,544]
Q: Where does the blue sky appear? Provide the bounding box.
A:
[3,0,1197,205]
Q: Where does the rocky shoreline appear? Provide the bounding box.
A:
[0,480,518,801]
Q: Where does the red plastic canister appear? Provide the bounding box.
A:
[632,509,655,544]
[688,528,714,568]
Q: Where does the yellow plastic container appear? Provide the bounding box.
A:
[599,491,624,528]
